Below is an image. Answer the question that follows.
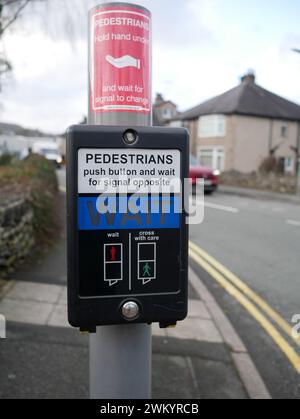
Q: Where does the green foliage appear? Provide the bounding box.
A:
[259,156,284,174]
[0,154,60,245]
[0,152,13,166]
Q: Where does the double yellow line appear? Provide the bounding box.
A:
[189,241,300,374]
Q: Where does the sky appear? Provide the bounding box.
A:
[0,0,300,133]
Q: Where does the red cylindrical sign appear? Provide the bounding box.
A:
[90,3,151,115]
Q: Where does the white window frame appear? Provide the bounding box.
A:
[198,114,226,138]
[197,147,225,171]
[281,123,288,138]
[163,108,172,119]
[284,156,294,174]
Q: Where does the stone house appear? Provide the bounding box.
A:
[170,73,300,174]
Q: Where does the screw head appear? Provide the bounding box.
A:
[121,301,139,321]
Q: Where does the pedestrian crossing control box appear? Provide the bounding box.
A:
[67,125,189,330]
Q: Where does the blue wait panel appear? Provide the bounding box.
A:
[78,195,181,230]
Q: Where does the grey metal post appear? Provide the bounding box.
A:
[88,1,152,399]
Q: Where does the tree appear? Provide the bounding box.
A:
[0,0,34,37]
[0,0,38,82]
[0,0,90,88]
[0,0,84,85]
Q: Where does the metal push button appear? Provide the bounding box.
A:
[121,301,140,321]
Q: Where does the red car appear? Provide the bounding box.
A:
[189,155,219,194]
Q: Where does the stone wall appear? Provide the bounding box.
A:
[0,196,35,273]
[220,171,297,195]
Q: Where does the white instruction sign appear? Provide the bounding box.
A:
[78,149,181,193]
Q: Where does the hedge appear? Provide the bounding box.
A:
[0,154,60,249]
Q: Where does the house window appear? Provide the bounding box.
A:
[198,115,226,138]
[163,108,172,119]
[284,156,294,174]
[197,147,225,171]
[281,124,288,138]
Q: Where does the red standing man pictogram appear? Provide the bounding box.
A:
[110,246,117,261]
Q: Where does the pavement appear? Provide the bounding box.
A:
[0,210,270,399]
[219,184,300,205]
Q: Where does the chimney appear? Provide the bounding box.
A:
[241,70,255,84]
[155,93,165,105]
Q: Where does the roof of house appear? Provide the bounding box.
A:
[176,77,300,122]
[154,93,177,110]
[155,100,177,109]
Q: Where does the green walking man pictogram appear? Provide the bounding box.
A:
[142,263,152,278]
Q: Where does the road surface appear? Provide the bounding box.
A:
[190,191,300,398]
